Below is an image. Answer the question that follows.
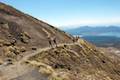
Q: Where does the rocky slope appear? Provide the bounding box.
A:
[0,2,73,61]
[0,2,120,80]
[26,39,120,80]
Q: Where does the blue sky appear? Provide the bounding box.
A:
[1,0,120,29]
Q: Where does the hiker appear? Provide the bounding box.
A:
[47,36,53,48]
[53,36,57,47]
[77,36,80,41]
[72,37,76,43]
[75,35,79,42]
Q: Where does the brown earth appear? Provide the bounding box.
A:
[0,2,73,60]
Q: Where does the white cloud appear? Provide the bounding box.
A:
[38,17,120,29]
[59,18,120,29]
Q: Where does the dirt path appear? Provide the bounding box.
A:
[19,42,78,63]
[0,41,79,80]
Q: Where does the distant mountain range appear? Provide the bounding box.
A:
[64,26,120,48]
[64,26,120,37]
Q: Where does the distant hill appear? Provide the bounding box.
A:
[64,26,120,48]
[64,26,120,37]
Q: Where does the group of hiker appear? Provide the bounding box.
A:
[72,35,80,43]
[47,35,80,48]
[47,36,57,48]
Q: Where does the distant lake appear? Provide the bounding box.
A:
[81,35,120,48]
[79,32,120,38]
[98,32,120,37]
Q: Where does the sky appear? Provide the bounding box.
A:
[1,0,120,29]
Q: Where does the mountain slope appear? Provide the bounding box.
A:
[0,2,120,80]
[26,39,120,80]
[0,2,73,59]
